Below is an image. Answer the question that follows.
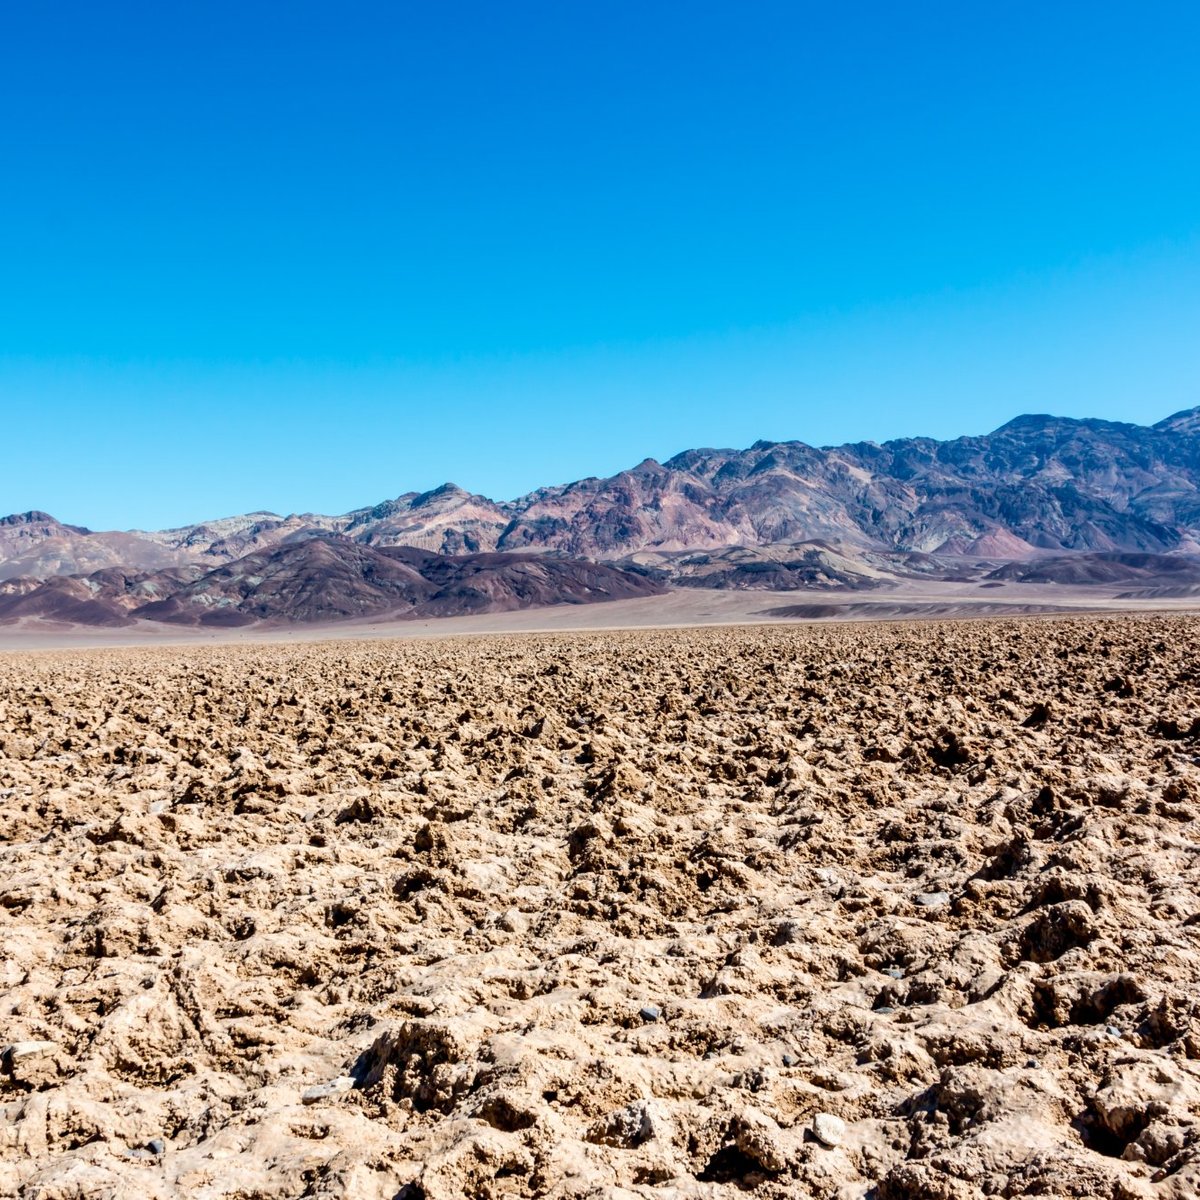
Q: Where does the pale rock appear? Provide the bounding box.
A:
[301,1075,356,1105]
[4,1040,58,1063]
[812,1112,846,1147]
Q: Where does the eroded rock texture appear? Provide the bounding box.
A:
[3,617,1200,1198]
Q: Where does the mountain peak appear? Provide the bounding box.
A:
[7,406,1200,583]
[1154,406,1200,434]
[0,510,92,534]
[627,458,665,475]
[992,413,1066,434]
[1,510,62,526]
[407,483,473,512]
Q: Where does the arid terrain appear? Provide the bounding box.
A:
[8,407,1200,642]
[4,615,1200,1198]
[9,409,1200,585]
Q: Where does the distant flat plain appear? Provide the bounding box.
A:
[0,581,1198,650]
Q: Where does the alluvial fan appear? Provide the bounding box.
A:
[2,617,1200,1198]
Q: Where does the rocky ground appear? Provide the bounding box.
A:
[3,616,1200,1198]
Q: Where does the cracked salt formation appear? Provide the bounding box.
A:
[2,616,1200,1197]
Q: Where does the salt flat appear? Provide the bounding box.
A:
[3,616,1200,1198]
[1,580,1199,651]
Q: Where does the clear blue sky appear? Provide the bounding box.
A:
[2,2,1198,529]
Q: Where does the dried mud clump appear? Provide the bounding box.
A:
[3,616,1200,1198]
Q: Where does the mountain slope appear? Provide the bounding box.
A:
[6,407,1200,579]
[0,512,193,581]
[986,551,1200,586]
[0,538,665,627]
[0,566,206,626]
[128,404,1200,559]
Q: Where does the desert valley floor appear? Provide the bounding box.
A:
[4,615,1200,1198]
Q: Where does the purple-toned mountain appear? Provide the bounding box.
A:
[0,539,663,627]
[0,512,195,581]
[4,408,1200,582]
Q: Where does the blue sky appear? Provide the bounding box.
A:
[2,2,1198,529]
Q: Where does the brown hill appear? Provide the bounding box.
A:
[0,566,207,626]
[620,540,974,591]
[0,512,190,581]
[377,545,667,616]
[346,484,513,554]
[986,551,1200,586]
[135,540,437,626]
[0,538,665,628]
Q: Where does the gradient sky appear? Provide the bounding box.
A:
[2,2,1199,529]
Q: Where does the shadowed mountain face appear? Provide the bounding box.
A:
[0,567,206,627]
[6,409,1200,583]
[619,541,979,591]
[0,539,664,627]
[987,551,1200,586]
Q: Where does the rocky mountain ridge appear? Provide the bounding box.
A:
[5,408,1199,585]
[0,539,663,628]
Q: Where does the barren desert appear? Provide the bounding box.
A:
[4,614,1200,1198]
[9,4,1200,1196]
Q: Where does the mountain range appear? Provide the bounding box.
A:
[4,407,1200,625]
